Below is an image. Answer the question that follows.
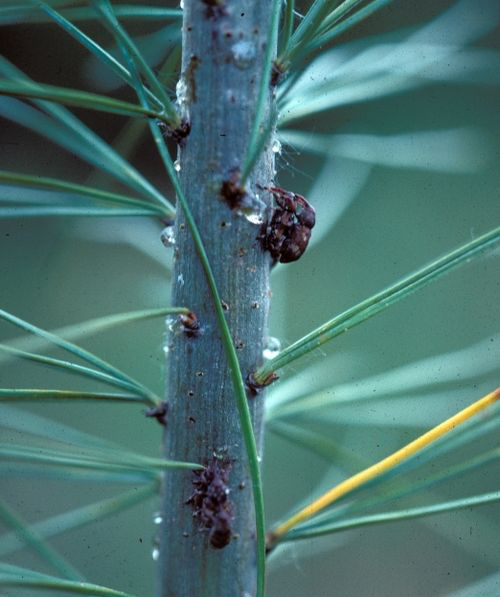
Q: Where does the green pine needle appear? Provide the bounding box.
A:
[0,57,172,210]
[0,4,181,25]
[0,170,168,215]
[0,443,202,473]
[0,564,144,597]
[0,485,158,558]
[0,500,83,580]
[35,2,165,111]
[286,490,500,541]
[91,0,179,125]
[0,207,160,218]
[0,307,189,364]
[0,307,161,405]
[0,389,145,403]
[0,79,169,123]
[241,0,282,186]
[254,226,500,384]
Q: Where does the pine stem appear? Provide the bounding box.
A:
[157,2,276,596]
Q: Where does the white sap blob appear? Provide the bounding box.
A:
[231,41,256,69]
[160,225,175,248]
[263,337,281,360]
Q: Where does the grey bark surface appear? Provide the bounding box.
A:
[157,1,275,596]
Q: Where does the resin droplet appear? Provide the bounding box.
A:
[231,41,256,69]
[238,192,266,226]
[179,0,184,9]
[176,78,187,103]
[166,312,202,338]
[175,76,189,119]
[165,316,176,333]
[263,336,281,360]
[245,212,264,225]
[152,547,160,561]
[153,512,163,525]
[160,225,175,248]
[174,159,181,172]
[272,139,282,154]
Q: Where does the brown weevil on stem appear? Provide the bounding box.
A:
[186,457,233,549]
[260,186,316,264]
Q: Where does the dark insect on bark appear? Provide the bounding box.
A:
[260,187,316,264]
[186,458,233,549]
[208,510,233,549]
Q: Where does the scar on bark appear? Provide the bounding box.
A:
[145,401,169,426]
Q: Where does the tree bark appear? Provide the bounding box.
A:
[157,1,275,596]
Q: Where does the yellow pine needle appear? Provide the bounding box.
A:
[267,387,500,549]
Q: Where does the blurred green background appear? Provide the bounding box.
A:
[1,1,499,596]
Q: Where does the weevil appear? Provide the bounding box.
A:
[260,187,316,264]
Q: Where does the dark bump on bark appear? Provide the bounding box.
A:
[221,299,229,311]
[265,539,275,555]
[186,55,201,103]
[162,118,192,146]
[246,372,278,397]
[179,311,202,338]
[220,173,247,211]
[186,457,233,549]
[145,401,169,426]
[270,60,287,87]
[202,0,226,20]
